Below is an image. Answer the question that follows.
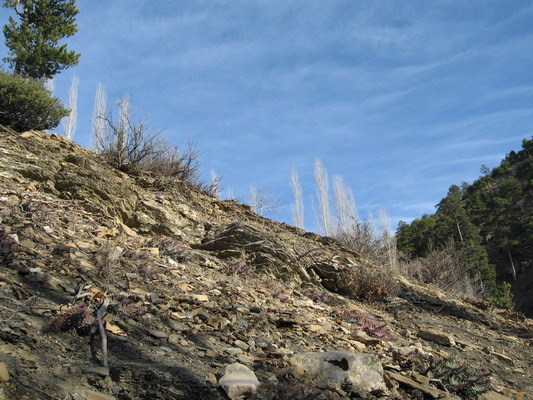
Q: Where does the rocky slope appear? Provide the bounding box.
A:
[0,126,532,400]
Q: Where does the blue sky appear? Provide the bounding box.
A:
[2,1,533,231]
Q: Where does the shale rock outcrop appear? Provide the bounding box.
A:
[0,126,532,399]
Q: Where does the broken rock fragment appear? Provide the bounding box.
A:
[218,362,260,399]
[288,351,387,395]
[418,328,456,346]
[385,371,453,399]
[0,362,9,382]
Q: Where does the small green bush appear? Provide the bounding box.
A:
[0,71,69,131]
[487,281,514,309]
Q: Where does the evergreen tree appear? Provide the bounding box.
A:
[2,0,80,79]
[0,70,69,131]
[396,215,437,258]
[396,139,533,310]
[485,176,523,281]
[434,185,468,243]
[435,185,497,291]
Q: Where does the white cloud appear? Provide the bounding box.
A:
[12,0,531,231]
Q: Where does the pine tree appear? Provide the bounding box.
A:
[396,215,437,258]
[2,0,80,79]
[434,185,497,292]
[485,176,523,281]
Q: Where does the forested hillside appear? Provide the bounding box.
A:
[396,137,533,316]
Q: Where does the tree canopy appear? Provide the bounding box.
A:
[0,70,69,131]
[396,137,533,310]
[2,0,80,79]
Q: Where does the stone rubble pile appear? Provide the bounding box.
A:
[0,127,532,399]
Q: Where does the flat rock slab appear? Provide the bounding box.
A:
[288,351,387,395]
[147,329,168,339]
[218,362,260,399]
[0,362,9,382]
[385,371,454,399]
[480,391,513,400]
[83,366,110,378]
[418,328,456,346]
[85,390,116,400]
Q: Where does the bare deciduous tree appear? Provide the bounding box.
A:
[314,158,331,235]
[92,83,107,150]
[43,77,55,95]
[379,209,398,271]
[332,174,357,235]
[62,74,78,139]
[290,167,305,229]
[301,159,398,268]
[249,186,280,217]
[95,94,163,171]
[92,94,201,183]
[209,170,222,199]
[400,239,484,298]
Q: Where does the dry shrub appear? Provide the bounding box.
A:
[334,219,382,260]
[223,261,257,279]
[196,174,223,198]
[337,264,398,301]
[95,245,124,278]
[274,379,322,400]
[0,229,18,264]
[400,239,483,298]
[45,303,97,336]
[94,97,201,185]
[394,349,492,398]
[122,248,161,279]
[427,359,491,398]
[300,287,343,306]
[337,308,394,340]
[143,141,200,181]
[95,99,164,173]
[147,236,193,262]
[110,293,147,320]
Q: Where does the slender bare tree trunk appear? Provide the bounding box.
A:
[333,174,357,234]
[379,209,398,270]
[62,74,79,139]
[210,170,222,199]
[249,186,259,214]
[92,83,107,151]
[96,298,110,368]
[43,77,55,95]
[314,158,331,236]
[290,168,305,229]
[507,247,517,281]
[249,186,279,216]
[455,216,464,243]
[115,94,130,169]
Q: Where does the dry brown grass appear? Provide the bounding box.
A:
[337,264,398,301]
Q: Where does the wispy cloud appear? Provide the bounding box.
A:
[3,1,532,230]
[442,135,529,152]
[424,108,533,138]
